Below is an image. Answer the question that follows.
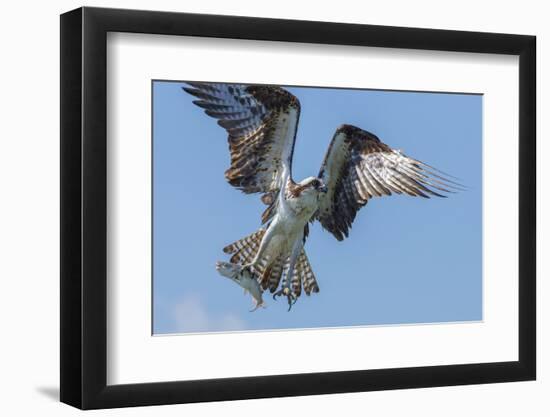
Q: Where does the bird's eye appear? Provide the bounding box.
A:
[312,180,320,188]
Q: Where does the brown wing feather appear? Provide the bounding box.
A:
[183,82,300,200]
[316,124,463,241]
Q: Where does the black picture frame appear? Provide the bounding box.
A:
[60,6,536,410]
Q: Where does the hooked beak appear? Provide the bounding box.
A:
[319,184,328,193]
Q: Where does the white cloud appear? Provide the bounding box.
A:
[172,294,246,333]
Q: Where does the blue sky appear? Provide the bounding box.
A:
[152,81,482,334]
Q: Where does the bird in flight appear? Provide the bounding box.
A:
[182,82,462,310]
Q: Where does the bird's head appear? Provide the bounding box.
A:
[297,177,328,196]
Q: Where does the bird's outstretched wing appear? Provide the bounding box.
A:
[316,124,463,241]
[182,82,300,201]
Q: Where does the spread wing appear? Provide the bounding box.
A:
[182,82,300,200]
[316,124,463,241]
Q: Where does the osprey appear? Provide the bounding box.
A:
[183,82,461,310]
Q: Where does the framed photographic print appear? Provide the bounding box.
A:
[60,6,536,410]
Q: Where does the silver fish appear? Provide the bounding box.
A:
[216,261,265,311]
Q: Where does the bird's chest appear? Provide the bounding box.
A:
[265,193,318,254]
[285,193,319,222]
[270,199,312,240]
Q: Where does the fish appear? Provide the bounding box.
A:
[216,261,265,311]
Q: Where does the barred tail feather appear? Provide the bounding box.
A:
[299,250,319,295]
[223,228,266,275]
[259,255,283,292]
[223,228,266,256]
[290,258,303,297]
[272,258,289,293]
[222,230,319,298]
[268,250,319,297]
[283,250,319,297]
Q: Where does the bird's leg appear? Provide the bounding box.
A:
[273,240,302,310]
[273,284,298,311]
[241,225,275,274]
